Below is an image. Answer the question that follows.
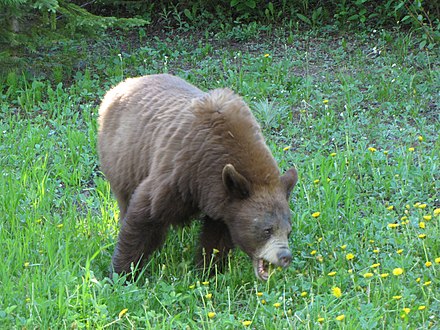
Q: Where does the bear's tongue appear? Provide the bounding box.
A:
[256,258,269,281]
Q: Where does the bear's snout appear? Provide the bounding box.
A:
[277,249,292,267]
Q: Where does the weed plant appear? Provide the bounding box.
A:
[0,24,439,329]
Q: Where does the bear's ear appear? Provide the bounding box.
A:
[281,167,298,199]
[222,164,251,199]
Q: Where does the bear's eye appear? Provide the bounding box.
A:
[263,227,273,237]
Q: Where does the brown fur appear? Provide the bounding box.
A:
[98,74,297,279]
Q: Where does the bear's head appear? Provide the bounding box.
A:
[222,164,298,280]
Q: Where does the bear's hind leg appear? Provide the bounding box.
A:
[111,180,169,276]
[198,216,234,274]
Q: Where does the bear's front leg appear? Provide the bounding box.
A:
[111,180,170,276]
[198,216,234,274]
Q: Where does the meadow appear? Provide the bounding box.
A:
[1,24,439,329]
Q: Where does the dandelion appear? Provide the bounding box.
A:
[25,297,31,303]
[283,146,291,151]
[373,249,380,253]
[242,320,252,326]
[406,204,411,209]
[317,256,324,262]
[205,293,213,299]
[423,215,432,221]
[323,99,329,104]
[346,253,355,261]
[212,248,219,254]
[312,212,321,218]
[388,223,399,228]
[393,295,402,300]
[256,292,263,297]
[261,299,266,304]
[328,271,337,276]
[311,250,317,255]
[118,308,128,319]
[318,317,325,323]
[403,308,410,315]
[416,277,421,283]
[301,291,308,297]
[313,179,320,184]
[363,273,374,278]
[417,135,423,142]
[418,305,426,311]
[273,302,281,308]
[418,203,427,209]
[401,216,408,221]
[335,314,345,321]
[386,205,394,210]
[327,177,331,182]
[383,150,389,155]
[330,152,337,157]
[24,262,30,268]
[207,312,216,319]
[418,234,427,239]
[264,53,270,58]
[57,224,64,229]
[380,273,389,278]
[393,268,404,276]
[189,284,195,289]
[202,281,209,285]
[434,208,440,216]
[435,257,440,264]
[368,147,377,152]
[341,244,347,250]
[408,147,415,152]
[423,281,431,286]
[397,249,403,254]
[348,269,353,274]
[332,287,342,298]
[371,263,380,268]
[419,222,426,229]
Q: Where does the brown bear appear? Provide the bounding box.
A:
[98,74,298,281]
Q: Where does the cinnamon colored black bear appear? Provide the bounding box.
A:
[98,74,298,280]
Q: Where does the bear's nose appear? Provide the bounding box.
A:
[277,249,292,267]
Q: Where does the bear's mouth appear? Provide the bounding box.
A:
[253,258,272,281]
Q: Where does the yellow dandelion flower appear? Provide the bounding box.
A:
[283,146,291,151]
[371,263,380,268]
[317,237,323,242]
[418,234,427,239]
[332,286,342,298]
[242,320,252,326]
[418,305,426,311]
[313,179,320,184]
[419,222,426,229]
[317,256,324,262]
[24,262,30,268]
[57,224,63,229]
[425,261,432,267]
[346,253,355,261]
[388,223,399,228]
[335,314,345,321]
[205,293,212,299]
[383,150,389,155]
[323,99,329,104]
[328,271,337,276]
[393,268,404,276]
[261,299,266,304]
[301,291,308,297]
[207,312,216,319]
[273,302,281,308]
[318,317,325,323]
[25,297,31,303]
[417,135,423,142]
[416,277,421,283]
[368,147,377,152]
[327,177,331,182]
[434,208,440,216]
[118,308,128,319]
[403,308,410,315]
[311,250,317,255]
[423,281,431,286]
[373,249,380,253]
[348,269,353,274]
[408,147,415,152]
[405,204,411,209]
[363,273,374,278]
[312,212,321,218]
[414,202,420,207]
[393,295,402,300]
[386,205,394,210]
[418,203,427,209]
[380,273,389,278]
[189,284,195,289]
[435,257,440,264]
[202,281,209,285]
[330,152,337,157]
[264,53,270,58]
[401,216,408,221]
[341,244,347,250]
[397,249,403,254]
[423,215,432,221]
[256,292,263,297]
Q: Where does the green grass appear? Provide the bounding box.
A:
[1,25,439,329]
